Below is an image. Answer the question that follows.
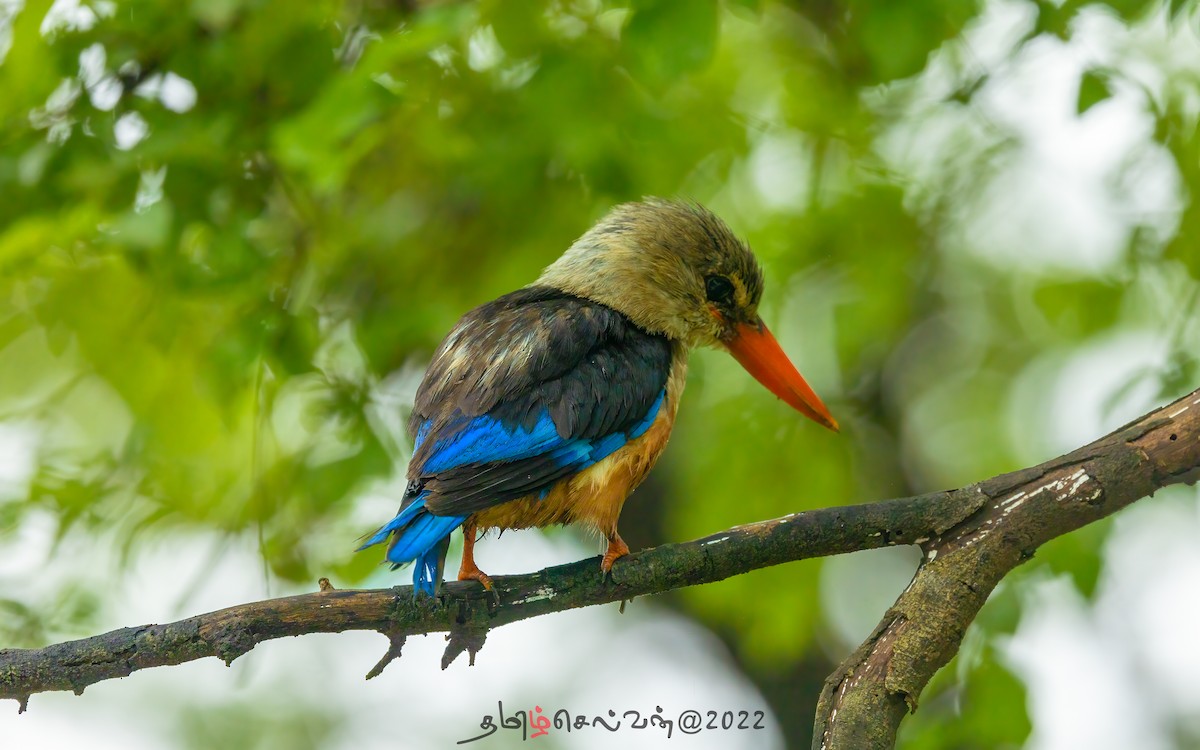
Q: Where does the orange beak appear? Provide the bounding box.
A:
[724,319,839,432]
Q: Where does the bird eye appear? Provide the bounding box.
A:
[705,275,734,305]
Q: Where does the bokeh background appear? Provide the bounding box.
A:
[2,0,1200,748]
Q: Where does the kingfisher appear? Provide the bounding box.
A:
[359,199,837,596]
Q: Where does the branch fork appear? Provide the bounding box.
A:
[1,388,1197,750]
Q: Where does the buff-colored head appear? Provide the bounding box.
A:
[538,199,764,346]
[538,198,838,431]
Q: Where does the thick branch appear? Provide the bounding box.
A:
[0,389,1195,744]
[0,491,974,709]
[813,387,1200,750]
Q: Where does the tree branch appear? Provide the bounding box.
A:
[1,388,1196,750]
[0,491,971,709]
[813,387,1200,749]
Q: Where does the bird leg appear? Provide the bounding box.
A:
[457,520,497,602]
[601,531,630,578]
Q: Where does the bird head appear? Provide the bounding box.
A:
[537,198,838,431]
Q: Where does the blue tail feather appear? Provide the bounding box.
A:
[385,507,465,564]
[412,543,448,596]
[358,491,466,595]
[355,499,424,550]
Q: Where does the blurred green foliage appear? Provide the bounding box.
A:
[2,0,1199,746]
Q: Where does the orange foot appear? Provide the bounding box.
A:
[457,561,495,591]
[458,520,499,605]
[601,532,630,580]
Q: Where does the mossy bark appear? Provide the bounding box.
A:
[1,389,1197,750]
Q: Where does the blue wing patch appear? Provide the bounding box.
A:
[422,410,566,473]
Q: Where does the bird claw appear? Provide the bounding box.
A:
[602,561,623,586]
[458,568,500,609]
[601,533,630,585]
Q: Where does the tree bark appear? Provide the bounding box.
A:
[1,388,1197,750]
[813,388,1200,749]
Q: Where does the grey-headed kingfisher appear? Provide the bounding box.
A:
[359,199,837,595]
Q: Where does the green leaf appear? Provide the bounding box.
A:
[623,0,719,87]
[1077,69,1113,115]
